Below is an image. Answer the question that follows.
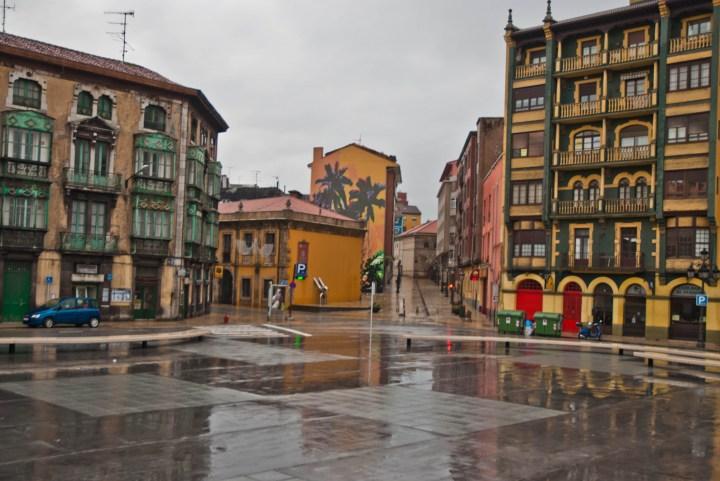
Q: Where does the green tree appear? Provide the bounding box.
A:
[346,176,385,221]
[314,162,352,211]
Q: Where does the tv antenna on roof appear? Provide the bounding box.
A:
[1,0,15,33]
[251,170,261,186]
[105,10,134,62]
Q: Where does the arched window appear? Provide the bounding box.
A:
[573,181,585,201]
[574,130,601,152]
[619,178,631,199]
[588,180,600,201]
[144,105,166,131]
[620,125,649,148]
[77,91,93,115]
[635,177,649,198]
[98,95,113,120]
[12,78,41,108]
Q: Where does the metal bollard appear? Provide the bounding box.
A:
[406,338,412,350]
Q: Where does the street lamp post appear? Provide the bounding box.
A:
[686,249,720,349]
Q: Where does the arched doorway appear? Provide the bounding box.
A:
[562,282,583,333]
[670,284,703,341]
[623,284,646,337]
[593,284,613,334]
[516,279,542,321]
[221,269,234,304]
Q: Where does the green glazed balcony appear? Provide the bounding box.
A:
[64,168,122,193]
[61,232,118,253]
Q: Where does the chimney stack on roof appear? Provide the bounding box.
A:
[313,146,324,163]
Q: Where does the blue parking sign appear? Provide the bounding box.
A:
[45,276,53,285]
[696,294,708,307]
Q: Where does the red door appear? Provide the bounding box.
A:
[563,282,582,333]
[516,280,542,321]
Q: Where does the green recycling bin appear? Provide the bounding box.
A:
[534,312,563,337]
[497,310,525,335]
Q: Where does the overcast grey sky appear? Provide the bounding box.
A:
[9,0,625,218]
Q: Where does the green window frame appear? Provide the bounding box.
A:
[97,96,113,120]
[4,128,51,163]
[1,195,47,229]
[135,148,174,179]
[94,141,110,176]
[77,91,93,115]
[144,105,166,131]
[70,200,87,234]
[185,209,203,243]
[133,208,172,239]
[12,79,41,108]
[74,139,91,174]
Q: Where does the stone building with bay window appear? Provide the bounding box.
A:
[502,0,720,343]
[0,32,227,322]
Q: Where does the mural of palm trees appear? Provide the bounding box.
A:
[347,176,385,222]
[315,162,352,211]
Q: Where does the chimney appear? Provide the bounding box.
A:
[313,146,324,163]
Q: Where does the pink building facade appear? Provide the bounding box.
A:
[481,154,503,320]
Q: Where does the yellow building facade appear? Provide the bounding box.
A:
[217,196,365,307]
[501,0,720,344]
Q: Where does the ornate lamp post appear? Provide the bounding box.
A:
[686,249,720,348]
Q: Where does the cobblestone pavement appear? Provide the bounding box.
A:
[0,305,719,480]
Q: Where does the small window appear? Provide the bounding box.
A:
[13,79,41,108]
[98,96,113,120]
[687,18,711,38]
[514,86,545,112]
[665,169,708,198]
[529,49,546,65]
[620,125,649,148]
[243,233,253,249]
[574,130,601,151]
[144,105,166,131]
[580,39,599,57]
[573,181,584,201]
[669,61,710,92]
[667,113,709,144]
[513,230,546,258]
[588,180,600,201]
[627,30,647,48]
[512,131,544,157]
[190,117,198,143]
[625,77,646,97]
[77,91,93,115]
[241,278,252,298]
[619,179,631,199]
[578,82,598,102]
[636,178,649,198]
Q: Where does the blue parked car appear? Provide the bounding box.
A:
[23,297,101,328]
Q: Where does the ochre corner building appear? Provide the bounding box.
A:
[0,32,226,322]
[502,0,720,343]
[216,195,365,307]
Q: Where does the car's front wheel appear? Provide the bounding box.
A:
[89,318,100,328]
[43,318,54,329]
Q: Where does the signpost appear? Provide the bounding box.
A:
[696,294,708,307]
[45,275,53,302]
[294,263,307,280]
[368,281,376,384]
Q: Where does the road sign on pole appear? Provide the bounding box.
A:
[696,294,708,307]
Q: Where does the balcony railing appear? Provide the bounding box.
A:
[607,92,656,113]
[132,177,174,195]
[556,99,605,119]
[558,253,645,272]
[604,197,654,214]
[670,33,712,54]
[554,149,602,167]
[61,232,118,253]
[515,63,546,79]
[185,243,215,262]
[0,228,45,250]
[131,238,170,257]
[553,199,601,215]
[1,159,49,180]
[606,143,655,162]
[557,52,606,73]
[608,42,657,65]
[63,168,122,193]
[553,197,653,216]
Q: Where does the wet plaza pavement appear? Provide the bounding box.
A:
[0,317,719,481]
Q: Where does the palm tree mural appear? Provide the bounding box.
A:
[314,162,352,211]
[345,176,385,222]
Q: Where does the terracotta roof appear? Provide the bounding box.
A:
[323,143,397,162]
[0,32,228,131]
[219,195,356,221]
[398,220,438,237]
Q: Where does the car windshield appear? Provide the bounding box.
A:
[40,298,61,309]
